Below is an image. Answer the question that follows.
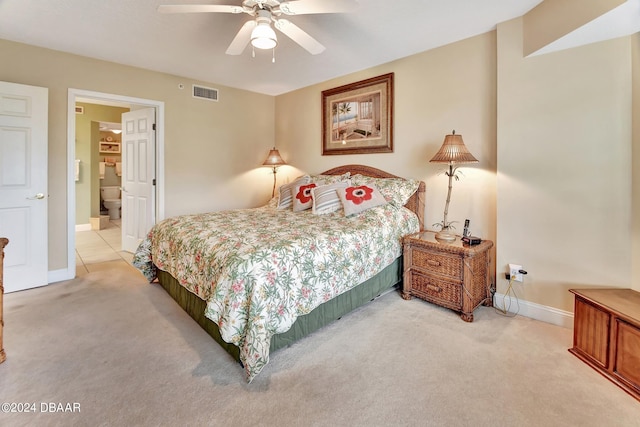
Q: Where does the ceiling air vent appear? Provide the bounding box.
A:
[192,84,219,102]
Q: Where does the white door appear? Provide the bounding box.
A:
[121,108,156,253]
[0,81,48,292]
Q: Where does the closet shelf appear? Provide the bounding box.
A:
[99,142,120,154]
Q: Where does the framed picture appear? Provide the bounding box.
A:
[321,73,394,155]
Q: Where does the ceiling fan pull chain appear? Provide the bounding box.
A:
[272,48,276,63]
[252,46,256,58]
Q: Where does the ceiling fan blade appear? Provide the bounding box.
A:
[157,4,245,14]
[274,19,325,55]
[226,20,256,55]
[278,0,359,15]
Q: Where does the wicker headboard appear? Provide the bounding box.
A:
[321,164,425,230]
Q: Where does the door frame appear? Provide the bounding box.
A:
[64,89,165,280]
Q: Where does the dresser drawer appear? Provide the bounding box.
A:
[411,248,462,280]
[410,272,462,311]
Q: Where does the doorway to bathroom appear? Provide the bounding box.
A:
[75,107,127,271]
[67,89,165,277]
[75,106,127,229]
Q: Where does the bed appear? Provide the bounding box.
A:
[133,165,425,382]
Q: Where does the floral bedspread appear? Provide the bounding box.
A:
[133,203,419,382]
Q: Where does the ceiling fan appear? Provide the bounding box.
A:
[158,0,359,58]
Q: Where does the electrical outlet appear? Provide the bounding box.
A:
[509,263,523,282]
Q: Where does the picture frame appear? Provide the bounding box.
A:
[321,73,394,155]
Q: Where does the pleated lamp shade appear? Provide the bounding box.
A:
[429,131,478,164]
[263,148,286,167]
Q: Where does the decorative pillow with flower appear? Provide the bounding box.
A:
[350,174,420,207]
[277,175,310,209]
[338,184,387,216]
[292,182,318,212]
[311,181,350,215]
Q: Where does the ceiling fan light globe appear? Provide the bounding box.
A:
[251,37,277,50]
[251,23,277,49]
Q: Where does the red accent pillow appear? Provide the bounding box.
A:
[292,183,317,212]
[338,184,387,216]
[277,176,310,209]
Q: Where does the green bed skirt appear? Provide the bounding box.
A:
[156,257,403,362]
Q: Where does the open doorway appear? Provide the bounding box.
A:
[66,89,165,279]
[75,107,128,273]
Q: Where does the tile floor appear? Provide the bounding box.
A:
[75,219,135,276]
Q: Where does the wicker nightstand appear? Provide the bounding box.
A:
[402,231,493,322]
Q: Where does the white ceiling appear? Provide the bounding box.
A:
[4,0,619,97]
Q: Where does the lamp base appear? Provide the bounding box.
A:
[435,229,457,242]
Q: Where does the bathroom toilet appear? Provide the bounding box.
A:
[100,186,122,220]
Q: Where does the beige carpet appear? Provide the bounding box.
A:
[1,261,639,427]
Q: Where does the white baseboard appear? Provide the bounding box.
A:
[493,292,574,329]
[48,268,74,284]
[75,223,91,232]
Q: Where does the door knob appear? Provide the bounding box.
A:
[26,193,45,200]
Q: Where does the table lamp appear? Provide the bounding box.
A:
[263,147,286,198]
[429,130,478,242]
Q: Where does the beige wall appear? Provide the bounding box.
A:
[275,32,498,247]
[277,23,637,315]
[523,0,625,56]
[497,18,633,311]
[0,39,275,272]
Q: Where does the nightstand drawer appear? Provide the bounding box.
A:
[411,248,462,280]
[410,273,462,310]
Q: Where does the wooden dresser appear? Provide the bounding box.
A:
[402,231,493,322]
[569,288,640,402]
[0,237,7,364]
